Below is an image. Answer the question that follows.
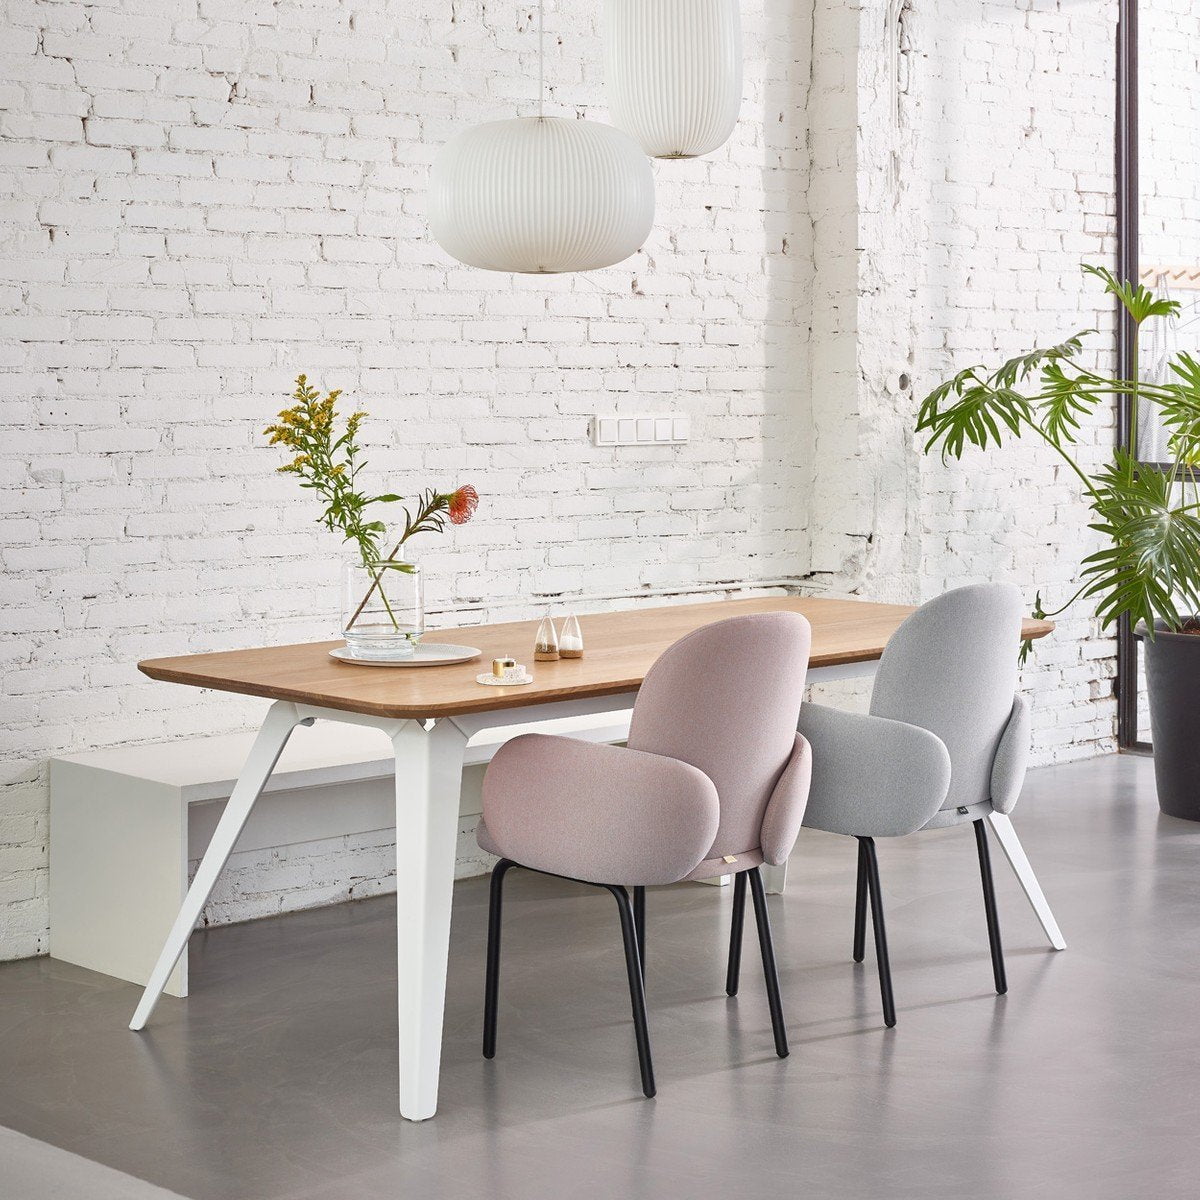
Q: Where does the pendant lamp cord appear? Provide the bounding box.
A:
[538,0,544,118]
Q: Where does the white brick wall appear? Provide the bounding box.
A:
[814,0,1123,762]
[910,0,1121,762]
[0,0,1164,962]
[0,0,812,958]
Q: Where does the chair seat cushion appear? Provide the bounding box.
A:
[481,733,721,886]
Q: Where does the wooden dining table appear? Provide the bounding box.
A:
[127,595,1054,1120]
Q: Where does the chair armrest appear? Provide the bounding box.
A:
[482,734,720,886]
[760,733,813,866]
[990,693,1030,814]
[797,703,952,838]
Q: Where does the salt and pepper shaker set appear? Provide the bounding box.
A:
[483,611,585,686]
[535,611,584,661]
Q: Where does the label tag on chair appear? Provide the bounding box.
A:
[723,855,737,864]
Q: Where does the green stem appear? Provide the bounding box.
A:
[1035,579,1094,620]
[1016,414,1104,504]
[343,494,444,632]
[1130,323,1141,477]
[372,565,400,631]
[344,538,406,630]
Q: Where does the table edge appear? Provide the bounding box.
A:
[137,618,1053,719]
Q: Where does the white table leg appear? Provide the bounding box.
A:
[760,861,788,895]
[129,701,306,1030]
[987,811,1066,950]
[391,718,468,1121]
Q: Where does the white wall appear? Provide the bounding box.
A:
[0,0,813,958]
[818,0,1122,760]
[0,0,1150,962]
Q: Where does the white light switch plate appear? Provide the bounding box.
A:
[591,414,690,446]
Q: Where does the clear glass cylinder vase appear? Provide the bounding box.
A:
[341,559,424,660]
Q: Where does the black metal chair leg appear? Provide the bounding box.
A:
[974,820,1008,995]
[726,870,747,996]
[483,858,517,1059]
[859,837,897,1028]
[604,885,656,1097]
[853,837,868,963]
[633,885,646,981]
[747,867,789,1058]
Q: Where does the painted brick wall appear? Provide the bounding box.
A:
[1,0,1164,962]
[814,0,1123,763]
[0,0,813,958]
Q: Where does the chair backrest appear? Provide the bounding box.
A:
[869,582,1022,812]
[626,611,811,860]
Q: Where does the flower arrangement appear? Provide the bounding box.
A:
[266,375,478,634]
[915,265,1200,659]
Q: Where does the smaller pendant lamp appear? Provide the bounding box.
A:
[429,2,655,274]
[604,0,743,160]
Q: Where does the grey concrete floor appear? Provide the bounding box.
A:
[2,753,1199,1200]
[1,1125,189,1200]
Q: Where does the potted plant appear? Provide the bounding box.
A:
[916,266,1200,818]
[265,375,478,661]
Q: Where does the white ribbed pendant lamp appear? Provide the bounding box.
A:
[429,1,655,274]
[604,0,742,160]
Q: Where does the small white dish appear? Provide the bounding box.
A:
[330,643,482,668]
[476,672,534,686]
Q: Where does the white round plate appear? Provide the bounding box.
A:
[329,643,482,668]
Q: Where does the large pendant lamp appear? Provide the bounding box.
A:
[604,0,742,160]
[429,3,655,274]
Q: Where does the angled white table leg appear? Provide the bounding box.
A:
[987,811,1066,950]
[129,701,307,1031]
[391,718,468,1121]
[760,862,788,895]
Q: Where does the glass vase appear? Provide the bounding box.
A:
[341,559,424,660]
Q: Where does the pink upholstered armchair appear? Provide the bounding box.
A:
[476,611,813,1098]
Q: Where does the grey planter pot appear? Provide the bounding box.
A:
[1141,621,1200,821]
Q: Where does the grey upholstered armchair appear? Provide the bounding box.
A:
[792,582,1063,1028]
[476,612,813,1098]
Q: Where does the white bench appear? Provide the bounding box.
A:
[49,712,632,998]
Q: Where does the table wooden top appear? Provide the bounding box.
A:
[138,596,1054,721]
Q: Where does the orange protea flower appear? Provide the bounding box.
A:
[446,485,478,525]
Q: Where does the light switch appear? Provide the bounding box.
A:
[591,414,690,447]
